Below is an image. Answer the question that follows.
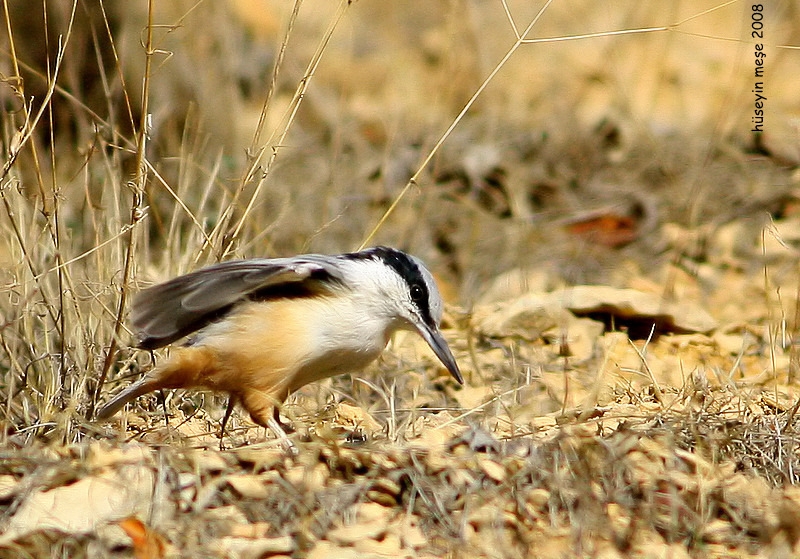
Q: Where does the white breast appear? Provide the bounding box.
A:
[306,295,396,372]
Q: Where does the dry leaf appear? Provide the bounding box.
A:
[190,450,230,473]
[87,443,152,470]
[0,465,156,545]
[354,532,403,556]
[233,447,285,471]
[327,520,388,545]
[478,458,506,483]
[0,475,18,500]
[118,517,166,559]
[564,211,640,247]
[228,521,272,538]
[395,520,427,550]
[283,463,328,492]
[307,541,362,559]
[210,535,295,559]
[334,402,382,434]
[701,519,735,544]
[226,474,270,500]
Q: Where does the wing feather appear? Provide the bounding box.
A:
[131,257,342,349]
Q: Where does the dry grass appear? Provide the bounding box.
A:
[2,1,800,557]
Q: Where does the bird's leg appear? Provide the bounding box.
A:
[241,389,297,454]
[272,405,295,433]
[159,388,169,427]
[219,395,237,450]
[267,415,296,455]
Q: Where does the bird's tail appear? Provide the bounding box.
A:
[95,376,163,420]
[95,346,218,421]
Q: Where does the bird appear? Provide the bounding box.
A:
[96,246,463,442]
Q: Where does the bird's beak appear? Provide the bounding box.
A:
[417,324,464,385]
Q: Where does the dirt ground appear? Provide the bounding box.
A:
[2,2,800,558]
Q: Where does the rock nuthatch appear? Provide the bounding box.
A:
[97,247,463,440]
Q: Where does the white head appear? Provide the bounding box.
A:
[339,247,463,385]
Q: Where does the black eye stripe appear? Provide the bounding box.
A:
[344,246,435,326]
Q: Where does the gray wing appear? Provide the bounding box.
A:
[131,257,344,349]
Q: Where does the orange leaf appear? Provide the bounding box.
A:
[118,517,166,559]
[565,213,639,248]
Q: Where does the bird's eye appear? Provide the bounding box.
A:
[410,284,425,303]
